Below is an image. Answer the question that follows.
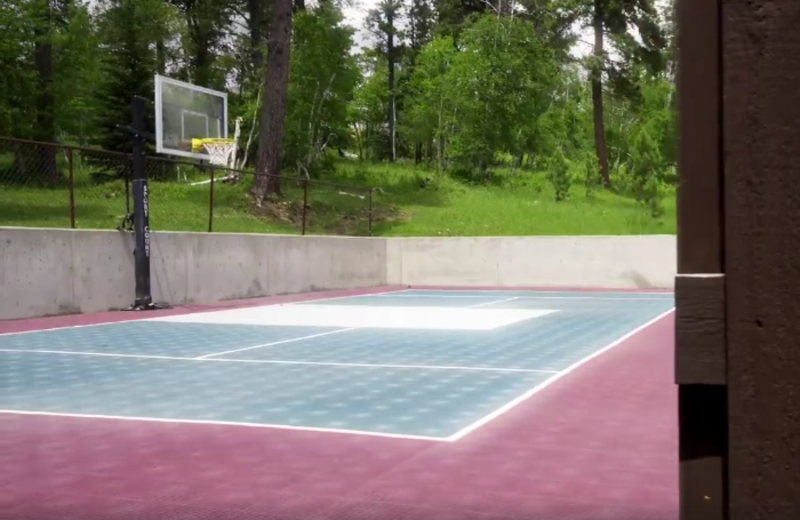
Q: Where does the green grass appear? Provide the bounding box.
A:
[0,153,676,236]
[346,162,676,236]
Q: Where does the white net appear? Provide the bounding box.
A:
[201,139,236,167]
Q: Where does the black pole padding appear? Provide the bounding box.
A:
[130,96,154,310]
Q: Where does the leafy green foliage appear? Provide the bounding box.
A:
[0,1,38,138]
[583,150,602,198]
[349,52,390,161]
[284,6,359,177]
[631,127,664,218]
[93,0,167,152]
[400,36,456,169]
[51,3,104,144]
[547,146,572,202]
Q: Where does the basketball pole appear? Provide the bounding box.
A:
[129,95,155,310]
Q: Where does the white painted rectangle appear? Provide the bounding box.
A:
[151,304,556,331]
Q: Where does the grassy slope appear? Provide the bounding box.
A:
[0,154,676,236]
[356,163,676,236]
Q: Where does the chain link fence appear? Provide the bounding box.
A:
[0,137,374,236]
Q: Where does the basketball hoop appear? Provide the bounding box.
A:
[192,137,236,167]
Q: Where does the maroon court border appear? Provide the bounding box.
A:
[0,287,677,520]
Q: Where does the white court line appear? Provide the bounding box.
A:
[282,288,414,306]
[213,360,558,374]
[467,297,520,308]
[375,294,672,301]
[444,307,676,442]
[406,288,673,295]
[0,287,411,338]
[505,296,672,301]
[0,348,558,374]
[195,328,357,359]
[0,410,448,442]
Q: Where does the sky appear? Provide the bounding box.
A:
[340,0,670,58]
[340,0,597,57]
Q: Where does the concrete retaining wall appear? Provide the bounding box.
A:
[0,228,387,320]
[385,235,676,290]
[1,228,676,320]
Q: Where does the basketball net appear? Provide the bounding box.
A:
[197,138,236,168]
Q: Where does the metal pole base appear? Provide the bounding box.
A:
[125,301,172,312]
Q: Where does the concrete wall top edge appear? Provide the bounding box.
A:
[0,227,383,240]
[0,227,676,241]
[0,226,127,236]
[383,234,677,240]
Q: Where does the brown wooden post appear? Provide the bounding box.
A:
[721,1,800,518]
[675,0,727,516]
[678,0,800,518]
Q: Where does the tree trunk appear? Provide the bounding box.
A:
[156,38,166,74]
[498,0,513,16]
[193,36,211,86]
[426,137,433,165]
[591,0,611,188]
[387,5,396,162]
[248,0,264,74]
[186,12,213,88]
[438,133,445,171]
[252,0,293,203]
[33,0,59,187]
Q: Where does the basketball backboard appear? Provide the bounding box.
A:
[154,75,228,161]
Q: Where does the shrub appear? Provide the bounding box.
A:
[546,147,572,202]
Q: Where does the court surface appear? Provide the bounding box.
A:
[0,288,673,441]
[0,287,678,520]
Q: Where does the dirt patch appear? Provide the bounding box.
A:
[251,198,305,225]
[250,195,408,235]
[321,205,407,235]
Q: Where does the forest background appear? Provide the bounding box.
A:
[0,0,677,236]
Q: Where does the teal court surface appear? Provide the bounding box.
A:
[0,288,675,441]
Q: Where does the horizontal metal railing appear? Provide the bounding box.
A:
[0,137,374,236]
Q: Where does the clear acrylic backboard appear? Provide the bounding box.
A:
[154,74,228,161]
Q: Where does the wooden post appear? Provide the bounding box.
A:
[677,1,800,518]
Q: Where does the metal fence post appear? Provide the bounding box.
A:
[302,179,309,236]
[67,147,76,228]
[368,188,374,237]
[208,166,215,233]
